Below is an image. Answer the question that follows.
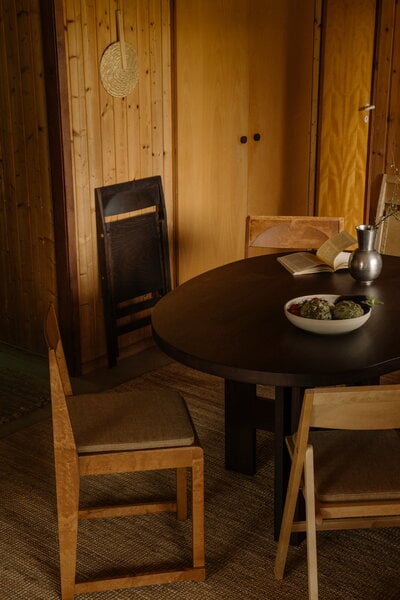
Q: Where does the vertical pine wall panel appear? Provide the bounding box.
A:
[385,4,400,180]
[0,0,56,353]
[367,0,398,219]
[62,0,172,368]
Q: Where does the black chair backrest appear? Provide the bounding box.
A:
[95,176,171,367]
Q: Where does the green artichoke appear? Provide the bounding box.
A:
[300,298,332,320]
[332,300,364,320]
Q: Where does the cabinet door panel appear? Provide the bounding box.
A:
[175,0,317,282]
[175,0,249,282]
[247,0,317,217]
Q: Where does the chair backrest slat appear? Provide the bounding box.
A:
[307,385,400,430]
[48,349,77,455]
[45,304,77,457]
[245,215,344,257]
[44,303,73,396]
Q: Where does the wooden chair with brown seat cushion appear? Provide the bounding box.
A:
[44,303,205,600]
[274,384,400,599]
[245,215,344,257]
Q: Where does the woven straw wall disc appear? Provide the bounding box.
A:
[100,41,139,98]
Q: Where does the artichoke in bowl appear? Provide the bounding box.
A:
[300,297,332,320]
[333,300,364,320]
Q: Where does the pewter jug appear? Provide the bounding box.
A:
[349,225,382,285]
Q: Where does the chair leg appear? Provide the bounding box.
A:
[304,446,318,600]
[176,467,188,520]
[104,315,118,368]
[191,456,205,571]
[56,479,79,600]
[274,449,305,580]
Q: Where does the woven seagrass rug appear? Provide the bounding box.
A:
[0,342,50,431]
[1,359,400,599]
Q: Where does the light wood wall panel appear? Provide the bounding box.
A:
[368,0,400,221]
[386,4,400,174]
[0,0,56,353]
[62,0,172,367]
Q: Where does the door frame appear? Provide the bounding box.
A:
[39,0,81,375]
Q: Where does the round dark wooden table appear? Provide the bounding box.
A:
[152,253,400,537]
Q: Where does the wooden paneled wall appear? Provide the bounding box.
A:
[0,0,56,353]
[1,0,400,369]
[61,0,172,368]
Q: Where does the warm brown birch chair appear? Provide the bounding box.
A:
[375,174,400,256]
[44,303,205,600]
[245,215,344,257]
[274,385,400,599]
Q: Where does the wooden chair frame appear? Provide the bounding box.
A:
[274,384,400,599]
[95,176,171,367]
[45,304,205,600]
[375,173,400,256]
[245,215,344,257]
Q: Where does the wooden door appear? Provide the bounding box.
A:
[175,0,250,282]
[175,0,318,282]
[317,0,376,234]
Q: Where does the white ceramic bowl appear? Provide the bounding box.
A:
[284,294,371,335]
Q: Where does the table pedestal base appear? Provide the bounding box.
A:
[224,380,304,541]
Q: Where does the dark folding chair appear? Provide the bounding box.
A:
[95,176,171,367]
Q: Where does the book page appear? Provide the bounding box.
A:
[277,252,331,275]
[332,250,352,270]
[316,231,356,267]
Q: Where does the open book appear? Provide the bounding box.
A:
[277,230,357,275]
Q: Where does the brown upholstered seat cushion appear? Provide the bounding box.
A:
[309,429,400,503]
[67,388,195,453]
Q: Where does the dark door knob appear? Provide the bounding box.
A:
[240,136,248,144]
[253,133,261,141]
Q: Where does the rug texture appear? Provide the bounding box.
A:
[1,361,400,599]
[0,342,50,426]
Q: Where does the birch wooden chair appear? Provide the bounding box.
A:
[375,174,400,256]
[244,214,345,413]
[274,384,400,599]
[44,303,205,600]
[245,215,344,257]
